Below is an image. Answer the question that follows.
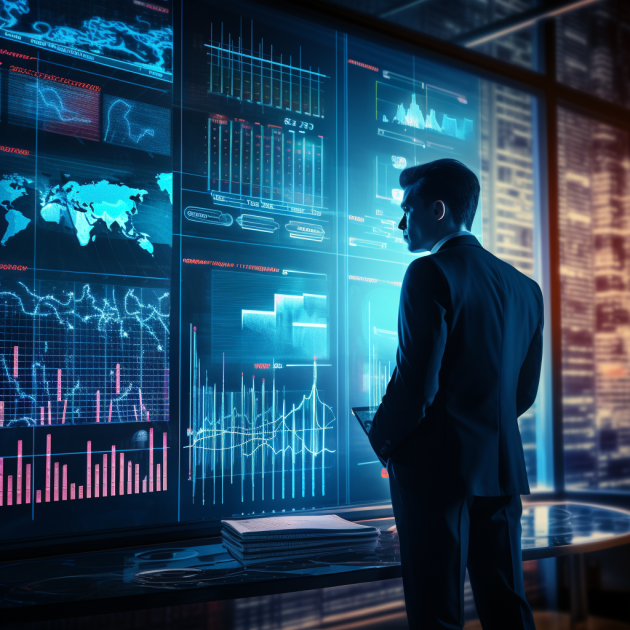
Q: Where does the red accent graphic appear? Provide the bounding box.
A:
[16,440,22,504]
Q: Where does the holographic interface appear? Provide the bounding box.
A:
[1,0,524,546]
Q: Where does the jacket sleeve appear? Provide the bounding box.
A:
[516,303,544,418]
[368,257,448,462]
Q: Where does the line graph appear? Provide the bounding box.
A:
[103,96,171,156]
[8,71,100,141]
[187,326,335,506]
[104,100,155,144]
[38,86,92,124]
[0,280,170,427]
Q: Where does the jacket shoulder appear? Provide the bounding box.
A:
[404,254,447,287]
[480,248,544,311]
[402,255,450,306]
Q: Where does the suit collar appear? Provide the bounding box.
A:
[436,234,482,252]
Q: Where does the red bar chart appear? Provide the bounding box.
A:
[0,428,168,510]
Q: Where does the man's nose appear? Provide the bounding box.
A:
[398,214,406,231]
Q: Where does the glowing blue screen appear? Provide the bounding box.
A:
[0,0,481,542]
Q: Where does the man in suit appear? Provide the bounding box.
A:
[368,159,543,629]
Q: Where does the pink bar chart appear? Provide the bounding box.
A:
[0,429,169,510]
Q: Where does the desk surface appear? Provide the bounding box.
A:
[2,502,630,622]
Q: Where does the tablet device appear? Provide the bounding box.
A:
[351,406,386,467]
[351,406,379,437]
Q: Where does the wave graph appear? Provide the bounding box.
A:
[103,96,171,156]
[388,93,473,140]
[377,81,475,144]
[8,71,100,141]
[38,86,92,124]
[187,326,335,507]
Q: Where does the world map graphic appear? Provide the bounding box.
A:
[0,174,32,246]
[0,173,172,253]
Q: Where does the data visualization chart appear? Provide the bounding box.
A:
[181,241,339,518]
[0,422,173,538]
[183,111,329,249]
[187,328,334,507]
[181,5,336,252]
[0,427,167,506]
[207,22,326,116]
[377,80,475,148]
[0,280,170,428]
[0,0,173,80]
[8,70,101,142]
[208,115,324,218]
[103,96,172,156]
[211,268,329,363]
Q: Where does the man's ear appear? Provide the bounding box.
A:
[434,200,446,221]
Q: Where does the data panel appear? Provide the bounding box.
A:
[180,3,337,253]
[0,0,175,542]
[180,239,339,519]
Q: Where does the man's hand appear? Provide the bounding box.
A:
[368,256,448,461]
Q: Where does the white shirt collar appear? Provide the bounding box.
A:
[430,229,474,254]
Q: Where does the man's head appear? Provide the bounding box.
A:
[398,159,480,253]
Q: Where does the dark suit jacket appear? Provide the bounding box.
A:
[368,234,544,496]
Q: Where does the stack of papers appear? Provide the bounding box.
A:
[221,514,379,565]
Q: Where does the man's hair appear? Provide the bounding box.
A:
[399,159,480,230]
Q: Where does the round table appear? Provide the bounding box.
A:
[519,502,630,627]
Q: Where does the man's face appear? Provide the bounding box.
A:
[398,187,440,253]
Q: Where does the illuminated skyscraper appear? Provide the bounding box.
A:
[479,80,539,485]
[559,111,630,490]
[557,109,597,489]
[556,0,630,109]
[557,1,630,490]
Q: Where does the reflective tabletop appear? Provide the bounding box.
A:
[1,502,629,621]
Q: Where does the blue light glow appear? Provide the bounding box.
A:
[0,0,172,77]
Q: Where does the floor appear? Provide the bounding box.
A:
[6,602,630,630]
[465,613,630,630]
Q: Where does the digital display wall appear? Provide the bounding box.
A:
[0,0,489,542]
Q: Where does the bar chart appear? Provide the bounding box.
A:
[0,427,168,509]
[207,115,325,220]
[206,22,326,116]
